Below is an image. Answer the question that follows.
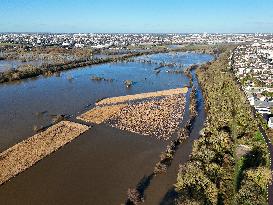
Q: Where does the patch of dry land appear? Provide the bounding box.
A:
[109,94,186,140]
[0,121,89,185]
[77,104,127,124]
[78,88,188,140]
[96,87,188,105]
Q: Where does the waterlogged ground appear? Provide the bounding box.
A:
[0,61,190,151]
[0,59,44,72]
[0,52,213,205]
[135,52,213,66]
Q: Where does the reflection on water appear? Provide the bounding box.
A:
[135,52,213,66]
[0,59,44,72]
[0,52,214,205]
[0,60,191,151]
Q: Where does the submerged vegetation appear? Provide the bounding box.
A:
[0,46,176,83]
[0,44,220,84]
[124,80,134,87]
[0,121,89,185]
[174,48,272,204]
[90,75,113,82]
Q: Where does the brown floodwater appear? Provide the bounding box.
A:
[0,61,190,152]
[0,52,213,204]
[0,124,166,205]
[141,70,207,205]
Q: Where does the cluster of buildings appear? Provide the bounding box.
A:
[1,32,273,126]
[1,33,273,49]
[232,42,273,127]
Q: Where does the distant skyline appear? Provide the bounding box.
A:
[0,0,273,33]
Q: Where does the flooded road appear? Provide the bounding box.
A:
[0,52,213,204]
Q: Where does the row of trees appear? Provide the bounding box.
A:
[174,48,272,204]
[0,46,187,84]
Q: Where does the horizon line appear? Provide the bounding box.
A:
[1,32,273,35]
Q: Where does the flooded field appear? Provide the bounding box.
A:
[0,52,213,204]
[135,52,213,66]
[0,59,43,72]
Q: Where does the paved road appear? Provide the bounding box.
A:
[231,65,273,204]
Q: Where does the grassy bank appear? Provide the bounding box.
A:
[174,47,272,204]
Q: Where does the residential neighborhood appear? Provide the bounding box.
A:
[232,42,273,127]
[1,33,273,49]
[1,0,273,203]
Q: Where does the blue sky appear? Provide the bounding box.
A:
[0,0,273,33]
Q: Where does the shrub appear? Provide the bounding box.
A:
[127,188,143,205]
[124,80,133,87]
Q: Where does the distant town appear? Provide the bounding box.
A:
[1,32,273,204]
[1,33,273,125]
[232,42,273,127]
[1,33,273,48]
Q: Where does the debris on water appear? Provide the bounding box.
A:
[67,75,74,81]
[124,80,133,88]
[35,110,48,117]
[51,114,69,124]
[108,94,186,140]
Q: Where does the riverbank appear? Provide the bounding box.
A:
[0,50,213,205]
[0,44,223,84]
[174,47,272,204]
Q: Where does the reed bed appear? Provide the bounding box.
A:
[96,87,188,106]
[108,94,186,140]
[0,121,89,185]
[77,104,127,124]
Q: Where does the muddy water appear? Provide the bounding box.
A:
[135,52,213,66]
[0,125,166,205]
[0,52,213,205]
[0,61,189,152]
[141,70,207,205]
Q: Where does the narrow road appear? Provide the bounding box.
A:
[230,52,273,205]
